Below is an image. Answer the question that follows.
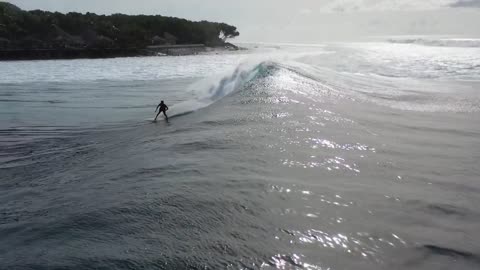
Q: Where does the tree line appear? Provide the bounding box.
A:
[0,2,240,50]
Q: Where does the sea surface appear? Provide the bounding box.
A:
[1,39,480,269]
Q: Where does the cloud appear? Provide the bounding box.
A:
[298,8,312,15]
[450,0,480,7]
[320,0,460,13]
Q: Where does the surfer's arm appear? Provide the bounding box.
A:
[166,105,169,111]
[155,104,160,112]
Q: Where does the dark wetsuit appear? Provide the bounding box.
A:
[155,102,169,121]
[159,104,168,112]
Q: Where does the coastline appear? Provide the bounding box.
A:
[0,2,241,61]
[0,44,242,61]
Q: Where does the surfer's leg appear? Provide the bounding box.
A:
[154,111,161,121]
[163,111,168,122]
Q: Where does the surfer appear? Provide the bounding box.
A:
[154,100,169,122]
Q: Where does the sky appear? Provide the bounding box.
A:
[6,0,480,42]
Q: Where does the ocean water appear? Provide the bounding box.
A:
[0,40,479,269]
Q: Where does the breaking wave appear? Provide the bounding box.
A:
[168,61,274,116]
[388,37,480,47]
[170,58,480,115]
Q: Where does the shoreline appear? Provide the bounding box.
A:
[0,45,242,61]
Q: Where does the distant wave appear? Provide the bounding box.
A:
[0,99,66,104]
[388,38,480,48]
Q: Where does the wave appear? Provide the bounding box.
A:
[168,61,274,117]
[421,245,480,264]
[166,55,479,118]
[388,38,480,48]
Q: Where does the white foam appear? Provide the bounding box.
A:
[168,61,264,116]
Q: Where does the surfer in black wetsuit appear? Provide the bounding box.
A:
[154,100,169,122]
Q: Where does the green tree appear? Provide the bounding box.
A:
[0,2,240,50]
